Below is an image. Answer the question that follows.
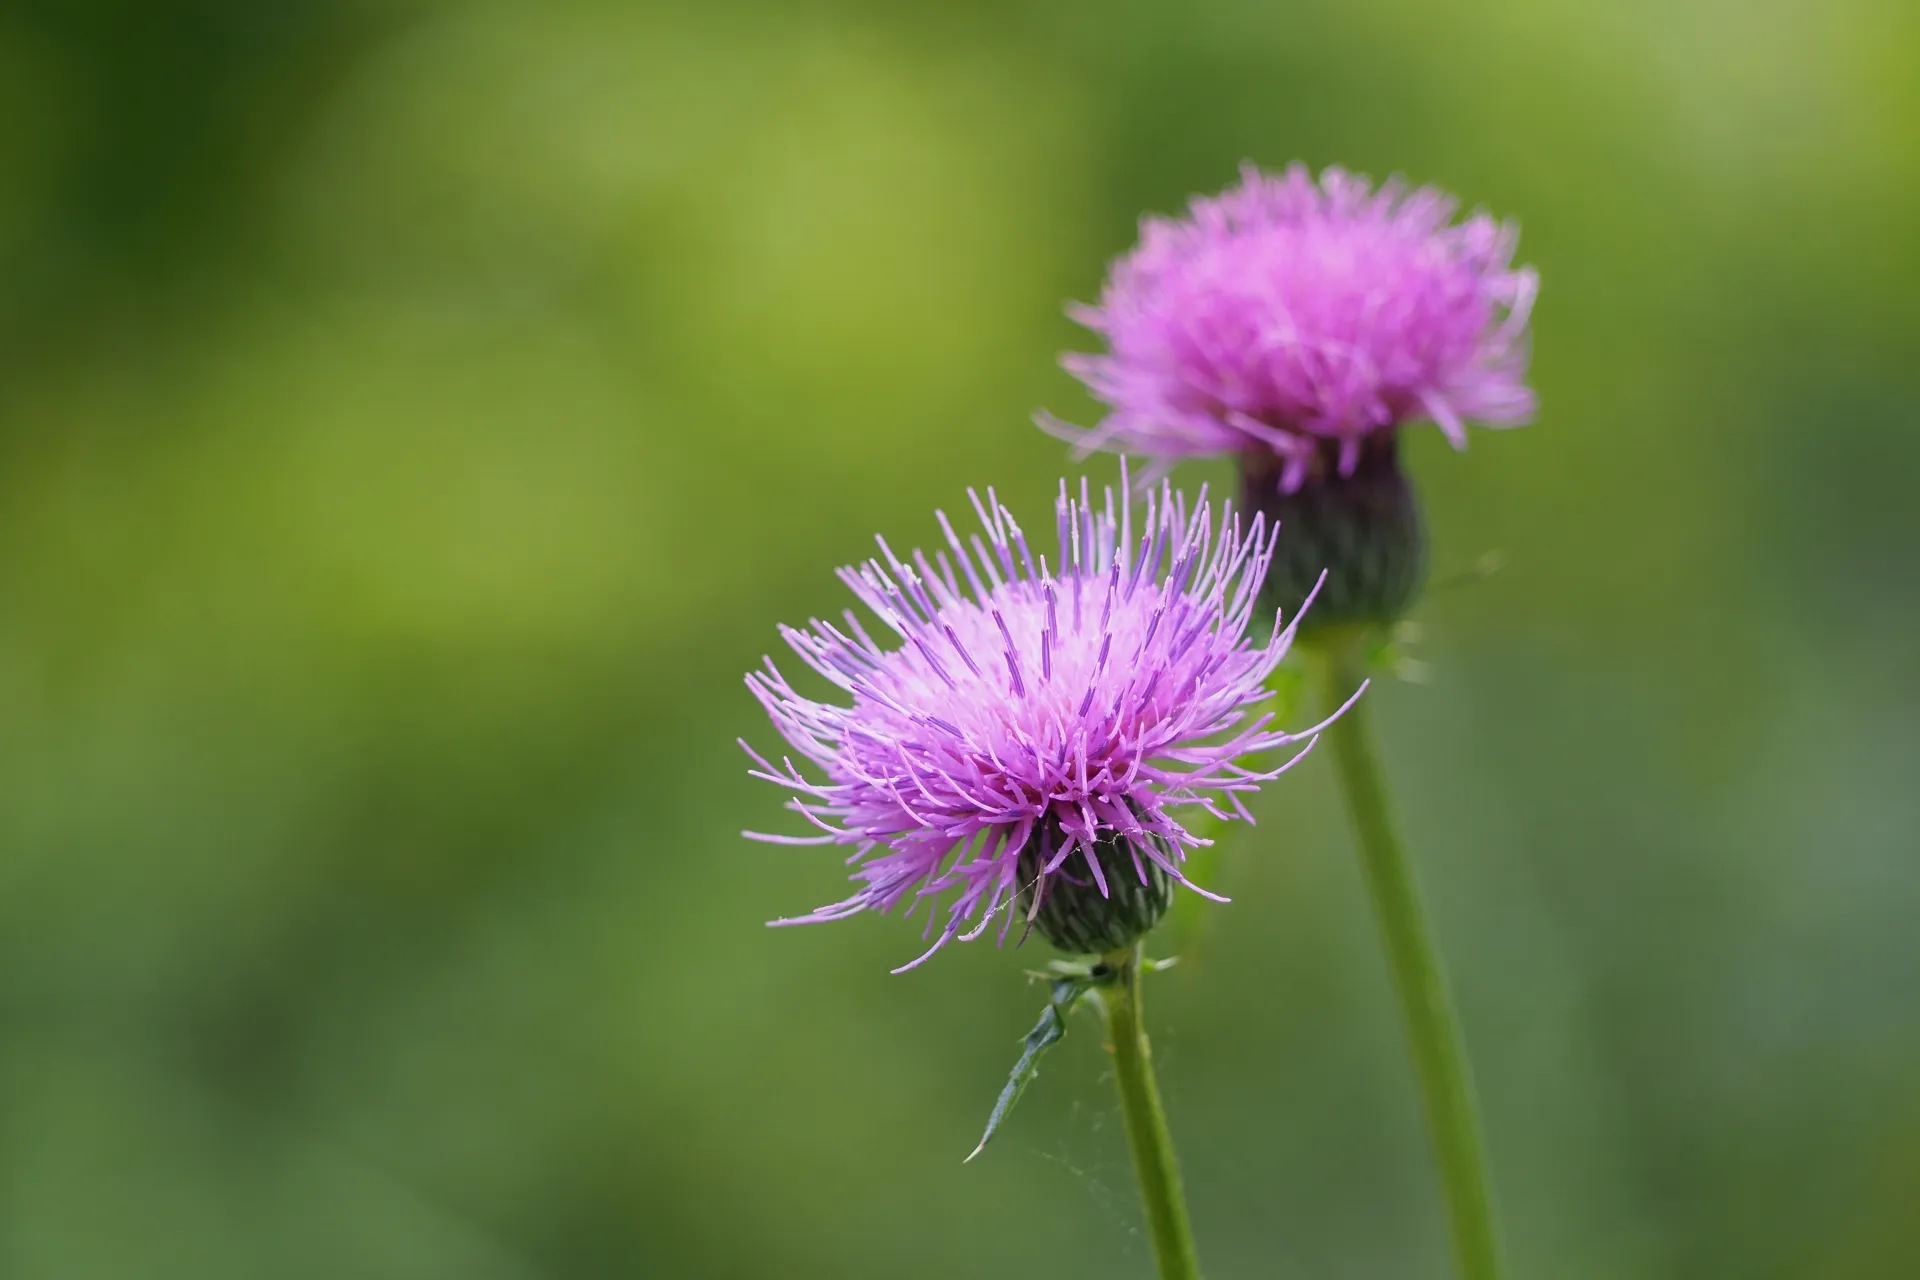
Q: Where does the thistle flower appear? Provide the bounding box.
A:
[1049,162,1536,491]
[1045,164,1538,630]
[743,472,1356,970]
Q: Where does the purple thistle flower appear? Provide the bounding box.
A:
[1046,163,1537,493]
[743,468,1360,972]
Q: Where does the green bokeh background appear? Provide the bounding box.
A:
[2,1,1917,1276]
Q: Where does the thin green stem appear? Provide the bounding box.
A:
[1320,637,1505,1280]
[1098,944,1203,1280]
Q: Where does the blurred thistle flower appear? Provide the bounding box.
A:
[1049,162,1536,490]
[1045,163,1537,630]
[743,471,1356,970]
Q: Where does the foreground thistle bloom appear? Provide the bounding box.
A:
[1047,162,1537,630]
[743,474,1347,970]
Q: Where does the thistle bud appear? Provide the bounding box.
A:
[1016,830,1175,956]
[1242,433,1426,634]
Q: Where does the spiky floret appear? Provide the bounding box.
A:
[743,470,1359,971]
[1046,163,1537,492]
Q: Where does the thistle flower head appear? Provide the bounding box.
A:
[1049,163,1537,492]
[743,470,1355,970]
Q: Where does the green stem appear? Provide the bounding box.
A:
[1098,944,1203,1280]
[1320,637,1505,1280]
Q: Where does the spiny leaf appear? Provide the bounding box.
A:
[965,976,1095,1162]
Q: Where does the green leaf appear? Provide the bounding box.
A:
[965,975,1094,1162]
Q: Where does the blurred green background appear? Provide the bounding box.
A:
[2,0,1917,1276]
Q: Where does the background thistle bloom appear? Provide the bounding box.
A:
[1051,162,1536,489]
[1047,163,1538,630]
[743,473,1352,970]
